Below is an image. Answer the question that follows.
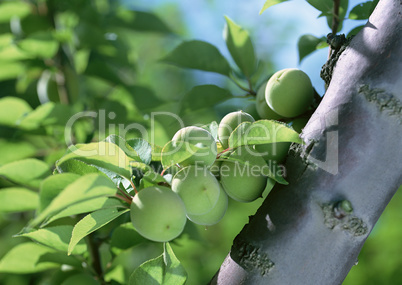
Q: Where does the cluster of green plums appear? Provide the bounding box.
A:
[130,68,314,242]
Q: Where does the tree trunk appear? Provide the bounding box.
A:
[211,0,402,284]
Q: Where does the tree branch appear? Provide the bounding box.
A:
[211,0,402,284]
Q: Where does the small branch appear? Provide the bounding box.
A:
[331,0,341,35]
[87,233,105,284]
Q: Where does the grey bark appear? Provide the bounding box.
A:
[211,0,402,284]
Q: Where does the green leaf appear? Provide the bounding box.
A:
[162,40,231,76]
[0,139,37,165]
[297,34,326,62]
[260,0,290,14]
[0,61,26,80]
[17,102,73,130]
[115,9,172,34]
[39,173,80,212]
[56,142,133,179]
[0,1,31,23]
[19,225,87,255]
[348,1,378,20]
[18,32,59,58]
[0,243,60,273]
[347,25,365,37]
[110,222,146,255]
[0,158,51,188]
[223,16,256,77]
[129,242,187,285]
[61,274,100,285]
[56,158,105,176]
[0,96,33,127]
[46,197,123,225]
[306,0,332,15]
[30,174,117,228]
[68,208,129,255]
[228,120,302,149]
[0,187,39,212]
[201,121,219,141]
[324,0,349,32]
[181,85,232,113]
[160,141,209,170]
[127,138,153,165]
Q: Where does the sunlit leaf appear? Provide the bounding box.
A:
[129,242,187,285]
[0,243,59,273]
[228,120,302,149]
[223,16,256,77]
[68,208,129,255]
[0,96,33,127]
[0,1,31,23]
[0,187,38,212]
[297,34,326,62]
[19,225,87,255]
[348,1,378,20]
[0,158,51,188]
[260,0,290,14]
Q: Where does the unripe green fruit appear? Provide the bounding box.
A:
[130,186,187,242]
[254,142,291,163]
[220,146,267,202]
[187,186,228,226]
[256,82,282,120]
[172,126,217,167]
[265,68,313,118]
[244,102,260,120]
[218,111,255,149]
[290,116,309,133]
[171,165,221,215]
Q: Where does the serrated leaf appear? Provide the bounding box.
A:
[0,187,39,212]
[223,16,256,77]
[181,85,232,113]
[110,222,146,255]
[0,158,51,188]
[129,242,187,285]
[56,158,105,175]
[46,197,123,225]
[228,120,302,149]
[298,34,326,62]
[162,40,231,76]
[160,141,208,170]
[68,208,129,255]
[39,173,80,212]
[348,1,378,20]
[0,1,31,23]
[0,96,33,127]
[30,174,117,228]
[19,225,87,255]
[260,0,290,14]
[0,243,59,273]
[56,142,132,179]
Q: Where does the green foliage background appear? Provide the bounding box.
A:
[0,0,400,284]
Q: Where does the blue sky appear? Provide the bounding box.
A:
[130,0,367,95]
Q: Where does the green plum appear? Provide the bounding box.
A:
[220,146,268,202]
[256,82,282,120]
[187,186,228,226]
[218,111,255,149]
[244,102,261,120]
[290,116,310,133]
[172,126,217,167]
[265,68,313,118]
[171,165,221,215]
[130,186,187,242]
